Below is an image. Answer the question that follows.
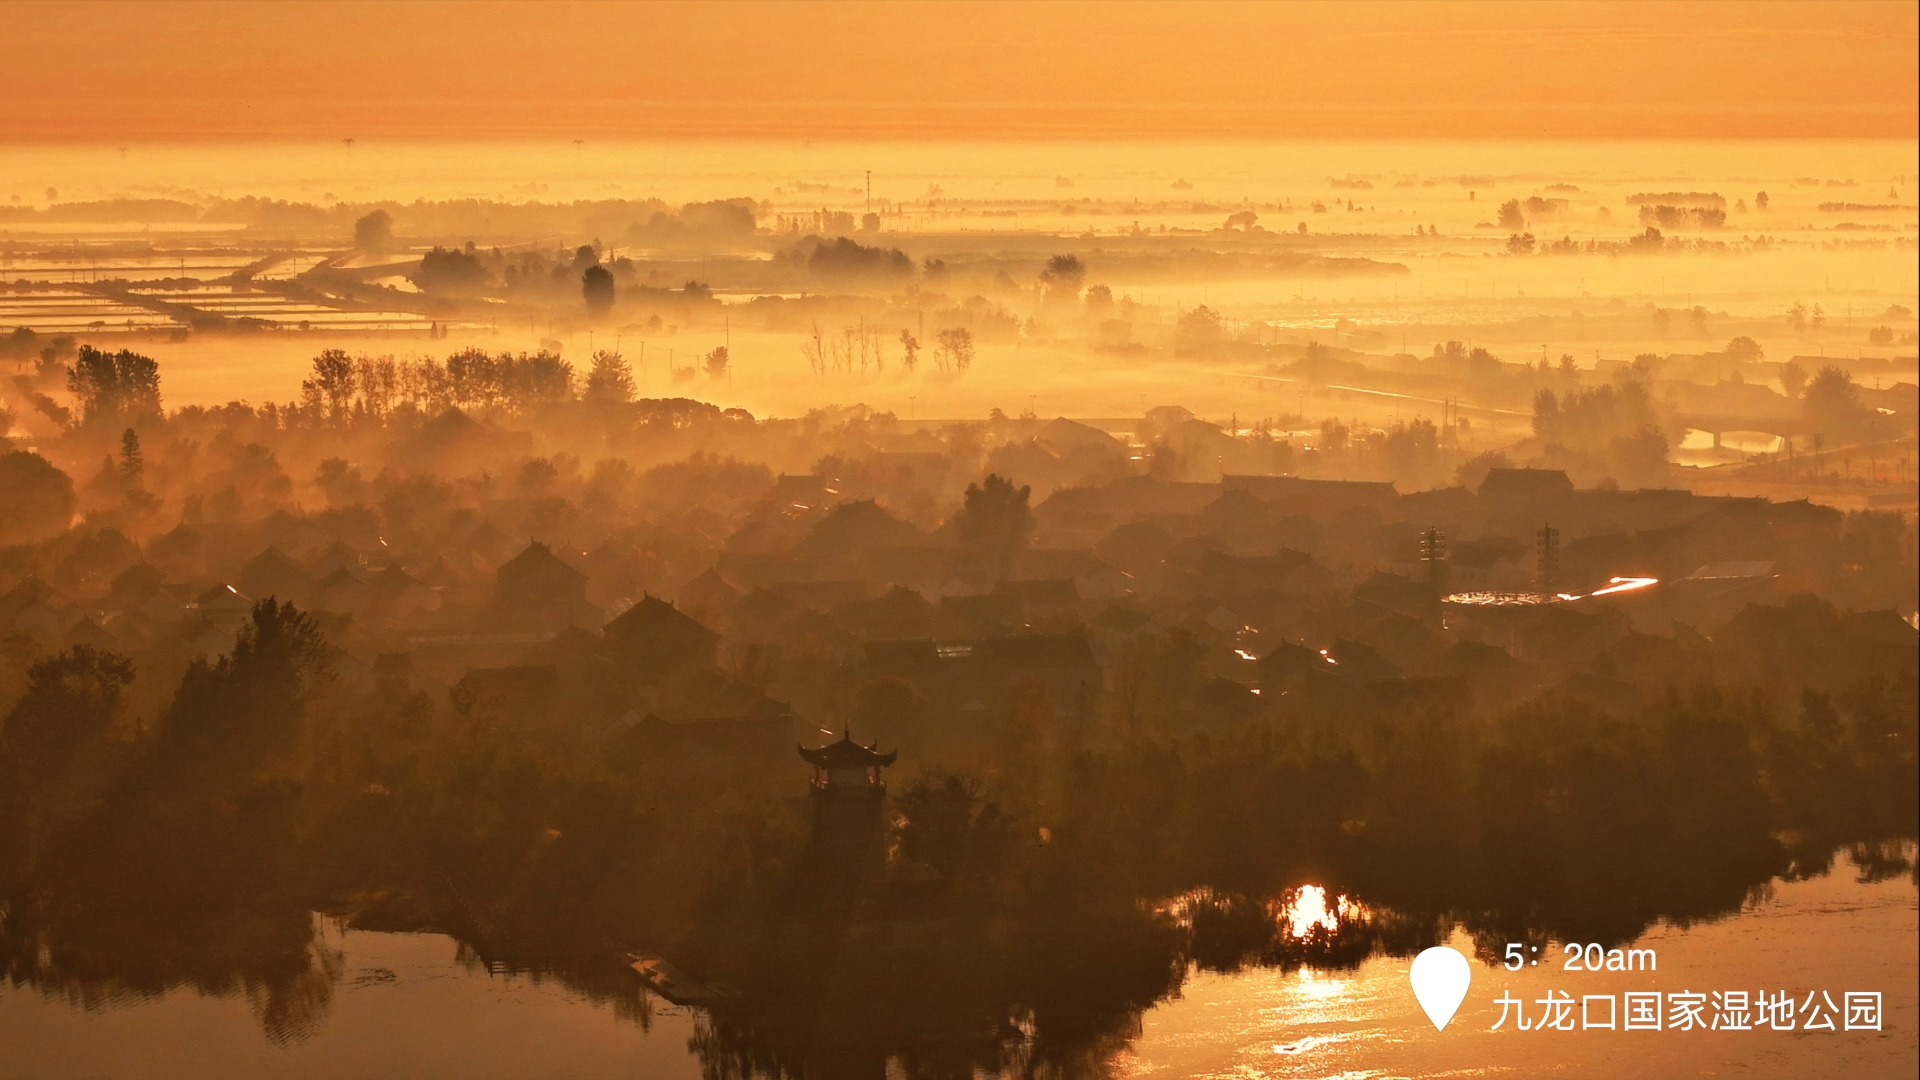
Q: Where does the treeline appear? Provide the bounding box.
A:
[0,196,764,248]
[2,592,1911,1072]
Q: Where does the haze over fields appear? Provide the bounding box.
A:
[1,4,1915,1079]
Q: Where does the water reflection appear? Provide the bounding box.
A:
[0,848,1913,1080]
[1280,884,1362,941]
[0,903,346,1045]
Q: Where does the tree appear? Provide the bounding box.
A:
[0,646,136,872]
[935,327,974,372]
[899,330,920,372]
[1755,191,1769,211]
[1778,360,1807,398]
[1802,365,1868,442]
[66,346,162,427]
[1608,425,1670,488]
[1173,305,1224,356]
[1531,387,1561,438]
[893,771,1013,884]
[806,238,912,278]
[441,347,502,408]
[415,246,489,296]
[1454,449,1511,490]
[584,350,635,404]
[704,345,729,380]
[582,264,616,316]
[2,646,134,791]
[118,428,144,488]
[1038,254,1086,301]
[1506,232,1535,254]
[503,352,575,407]
[301,349,356,422]
[353,209,394,252]
[0,450,76,543]
[1497,199,1526,229]
[155,598,334,772]
[1724,336,1764,363]
[955,473,1031,586]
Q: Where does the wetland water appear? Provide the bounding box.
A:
[2,859,1911,1080]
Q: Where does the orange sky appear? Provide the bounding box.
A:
[3,0,1915,141]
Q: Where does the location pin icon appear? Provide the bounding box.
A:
[1409,946,1472,1031]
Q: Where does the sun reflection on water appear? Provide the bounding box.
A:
[1278,884,1366,940]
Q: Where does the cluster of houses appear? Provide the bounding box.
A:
[2,453,1911,794]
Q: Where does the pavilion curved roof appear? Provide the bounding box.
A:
[799,730,897,769]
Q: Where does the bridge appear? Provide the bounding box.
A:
[1670,412,1814,445]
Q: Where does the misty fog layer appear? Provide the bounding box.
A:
[1,138,1915,1079]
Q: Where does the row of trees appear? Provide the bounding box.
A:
[65,346,161,427]
[299,347,576,419]
[801,323,973,376]
[287,345,757,424]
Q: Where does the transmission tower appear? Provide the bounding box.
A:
[1420,525,1448,599]
[1536,522,1560,594]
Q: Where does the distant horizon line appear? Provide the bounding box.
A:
[6,133,1917,146]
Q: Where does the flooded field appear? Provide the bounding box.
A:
[2,141,1912,438]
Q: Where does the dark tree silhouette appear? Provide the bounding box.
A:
[583,264,616,316]
[1173,305,1224,356]
[1,645,134,793]
[352,208,395,252]
[893,771,1014,883]
[0,645,135,883]
[935,327,974,371]
[1802,365,1868,442]
[1038,253,1087,300]
[1779,359,1807,398]
[806,237,913,278]
[0,450,77,543]
[152,599,334,786]
[1724,335,1764,363]
[66,346,162,427]
[301,349,356,421]
[584,349,635,403]
[414,246,489,296]
[117,428,143,487]
[955,473,1031,586]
